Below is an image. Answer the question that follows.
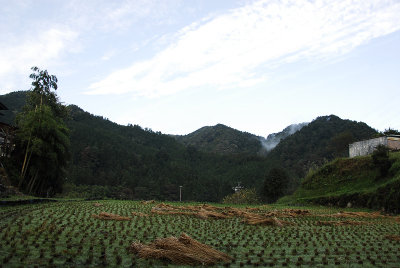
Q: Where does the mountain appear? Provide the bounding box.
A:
[0,91,269,201]
[0,91,27,125]
[0,91,381,203]
[261,123,308,152]
[175,124,264,155]
[265,115,378,178]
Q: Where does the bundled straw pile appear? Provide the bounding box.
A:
[131,233,233,265]
[146,203,296,226]
[327,211,385,218]
[92,212,130,221]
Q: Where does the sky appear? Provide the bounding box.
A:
[1,0,399,137]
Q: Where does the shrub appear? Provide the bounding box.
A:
[222,188,260,205]
[372,145,392,178]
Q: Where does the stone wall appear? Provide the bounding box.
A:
[349,137,387,158]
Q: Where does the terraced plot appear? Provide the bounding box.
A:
[1,200,400,267]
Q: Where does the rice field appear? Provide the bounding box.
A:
[1,200,400,267]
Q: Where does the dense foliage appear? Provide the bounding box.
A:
[281,151,400,213]
[372,145,392,178]
[0,91,383,202]
[222,188,260,205]
[266,115,377,178]
[175,124,264,155]
[8,68,69,196]
[262,167,290,203]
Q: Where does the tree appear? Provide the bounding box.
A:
[372,145,391,178]
[15,67,69,196]
[262,167,289,203]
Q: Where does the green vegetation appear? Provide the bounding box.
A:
[222,188,260,205]
[7,67,69,197]
[175,123,264,155]
[279,151,400,213]
[262,167,290,203]
[1,200,400,267]
[0,92,270,201]
[267,115,377,178]
[0,91,382,203]
[372,145,392,178]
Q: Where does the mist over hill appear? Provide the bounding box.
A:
[261,123,308,152]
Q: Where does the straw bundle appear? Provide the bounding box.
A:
[131,233,233,265]
[196,208,230,219]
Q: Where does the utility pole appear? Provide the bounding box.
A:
[179,186,183,202]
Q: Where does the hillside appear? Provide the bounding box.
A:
[279,151,400,212]
[0,91,269,201]
[0,91,383,203]
[265,115,378,178]
[175,124,264,155]
[0,91,27,125]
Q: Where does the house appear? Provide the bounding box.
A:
[349,135,400,157]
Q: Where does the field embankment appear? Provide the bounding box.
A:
[279,151,400,212]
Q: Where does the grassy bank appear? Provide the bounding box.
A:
[279,151,400,212]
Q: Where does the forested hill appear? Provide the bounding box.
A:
[265,115,378,178]
[0,91,269,201]
[174,124,264,155]
[0,91,379,202]
[0,91,27,125]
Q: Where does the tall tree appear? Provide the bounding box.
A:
[15,67,69,196]
[262,167,289,203]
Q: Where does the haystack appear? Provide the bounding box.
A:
[92,212,130,221]
[196,208,230,219]
[328,211,384,218]
[131,233,233,265]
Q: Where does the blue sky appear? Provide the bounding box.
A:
[1,0,399,136]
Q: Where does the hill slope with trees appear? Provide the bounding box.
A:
[0,91,381,203]
[174,124,264,155]
[0,91,269,201]
[265,115,378,178]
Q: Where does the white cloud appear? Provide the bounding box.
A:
[87,0,400,98]
[0,27,78,92]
